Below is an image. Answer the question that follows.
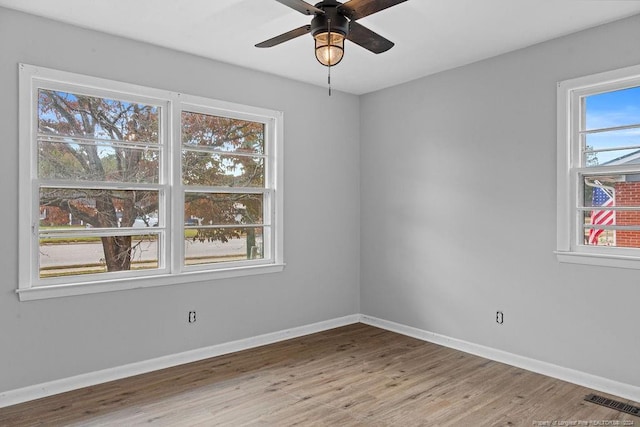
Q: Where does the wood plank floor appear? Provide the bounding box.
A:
[1,323,638,426]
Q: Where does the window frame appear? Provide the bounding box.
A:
[178,98,278,273]
[18,64,284,301]
[556,63,640,269]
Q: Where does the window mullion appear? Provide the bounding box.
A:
[576,164,640,175]
[170,94,184,274]
[183,185,267,194]
[37,179,164,191]
[579,123,640,135]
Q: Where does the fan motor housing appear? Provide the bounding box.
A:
[311,4,349,37]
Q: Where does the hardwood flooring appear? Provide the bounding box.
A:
[1,323,638,426]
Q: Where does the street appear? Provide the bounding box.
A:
[39,237,255,271]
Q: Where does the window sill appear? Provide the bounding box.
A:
[16,263,286,301]
[555,251,640,270]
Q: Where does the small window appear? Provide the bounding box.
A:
[557,64,640,268]
[18,64,284,300]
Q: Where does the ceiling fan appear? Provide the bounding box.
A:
[256,0,407,67]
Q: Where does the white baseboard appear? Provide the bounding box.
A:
[360,314,640,403]
[3,313,638,409]
[0,314,360,409]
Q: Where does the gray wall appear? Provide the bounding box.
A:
[0,8,360,392]
[360,14,640,387]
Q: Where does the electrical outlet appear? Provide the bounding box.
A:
[188,311,196,323]
[496,311,504,324]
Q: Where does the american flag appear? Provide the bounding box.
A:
[588,186,614,245]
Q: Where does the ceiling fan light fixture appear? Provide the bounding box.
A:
[314,31,345,66]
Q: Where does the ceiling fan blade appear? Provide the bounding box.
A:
[346,21,394,54]
[255,25,312,48]
[275,0,325,15]
[339,0,407,20]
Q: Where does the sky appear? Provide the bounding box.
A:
[584,85,640,165]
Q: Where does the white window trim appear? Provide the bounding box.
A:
[18,64,284,301]
[556,63,640,269]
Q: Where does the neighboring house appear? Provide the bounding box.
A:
[594,150,640,247]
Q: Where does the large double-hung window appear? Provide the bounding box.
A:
[557,64,640,268]
[18,64,283,300]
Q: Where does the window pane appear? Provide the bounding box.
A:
[181,111,264,155]
[40,234,159,278]
[583,130,640,166]
[583,148,640,168]
[38,89,159,143]
[184,193,263,226]
[39,188,159,229]
[38,139,160,183]
[583,175,640,208]
[585,85,640,131]
[182,151,264,187]
[582,219,640,248]
[581,220,617,246]
[184,227,264,265]
[583,175,640,248]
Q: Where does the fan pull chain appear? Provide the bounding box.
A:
[328,18,332,96]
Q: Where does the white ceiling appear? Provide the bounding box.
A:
[2,0,640,94]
